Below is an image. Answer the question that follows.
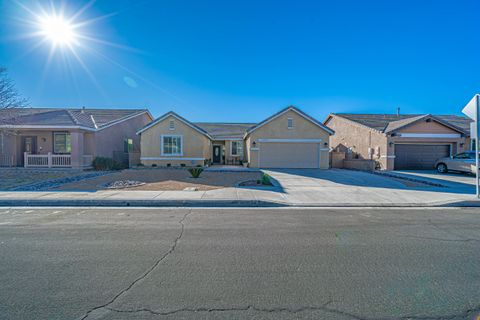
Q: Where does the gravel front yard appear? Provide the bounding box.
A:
[50,168,263,191]
[0,169,87,191]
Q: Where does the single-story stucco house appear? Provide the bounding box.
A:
[324,113,473,170]
[0,107,153,168]
[137,106,334,169]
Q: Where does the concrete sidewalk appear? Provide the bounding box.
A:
[0,184,478,207]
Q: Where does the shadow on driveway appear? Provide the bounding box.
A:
[261,168,476,195]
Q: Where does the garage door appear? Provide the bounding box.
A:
[394,144,450,170]
[259,142,319,168]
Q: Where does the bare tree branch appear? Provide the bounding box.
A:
[0,67,29,109]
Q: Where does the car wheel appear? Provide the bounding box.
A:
[436,163,448,173]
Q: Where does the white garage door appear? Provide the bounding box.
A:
[259,142,320,168]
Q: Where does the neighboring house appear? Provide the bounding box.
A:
[137,106,334,169]
[324,113,472,170]
[0,107,153,168]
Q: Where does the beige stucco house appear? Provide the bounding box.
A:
[324,113,472,170]
[137,106,334,169]
[0,107,153,168]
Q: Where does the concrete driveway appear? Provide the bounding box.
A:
[264,169,409,189]
[387,170,475,193]
[262,169,475,205]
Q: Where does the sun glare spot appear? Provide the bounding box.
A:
[39,15,76,46]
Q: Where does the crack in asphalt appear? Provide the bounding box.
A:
[105,300,341,317]
[105,303,480,320]
[78,209,193,320]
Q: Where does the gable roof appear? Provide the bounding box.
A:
[245,106,335,137]
[194,122,256,140]
[136,111,213,139]
[0,107,151,131]
[328,113,472,135]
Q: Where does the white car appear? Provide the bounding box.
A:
[435,151,478,174]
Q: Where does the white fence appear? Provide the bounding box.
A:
[24,152,71,168]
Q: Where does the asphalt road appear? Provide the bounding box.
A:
[0,207,479,320]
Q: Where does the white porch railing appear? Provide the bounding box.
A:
[24,152,71,168]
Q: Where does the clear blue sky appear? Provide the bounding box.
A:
[0,0,478,122]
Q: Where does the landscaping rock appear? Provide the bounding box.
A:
[103,180,146,189]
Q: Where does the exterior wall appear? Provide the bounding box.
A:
[398,120,460,134]
[386,119,467,170]
[326,116,388,169]
[94,113,151,158]
[2,129,92,167]
[246,110,331,169]
[326,116,469,171]
[12,130,55,166]
[140,115,211,167]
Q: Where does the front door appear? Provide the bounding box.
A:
[22,136,37,155]
[21,136,37,165]
[213,145,221,164]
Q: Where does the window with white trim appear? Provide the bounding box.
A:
[53,132,71,154]
[231,141,243,156]
[169,120,175,130]
[162,135,182,155]
[287,118,294,129]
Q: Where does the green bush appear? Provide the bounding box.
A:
[188,167,203,178]
[92,157,124,171]
[260,173,272,185]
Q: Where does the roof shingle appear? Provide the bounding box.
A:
[0,107,148,129]
[331,113,473,135]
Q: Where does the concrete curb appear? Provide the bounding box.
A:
[371,171,448,188]
[0,199,479,208]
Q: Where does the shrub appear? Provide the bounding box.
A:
[188,167,203,178]
[151,163,157,167]
[260,173,272,185]
[180,163,186,167]
[92,157,124,171]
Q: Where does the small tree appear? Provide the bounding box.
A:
[0,67,29,109]
[0,67,29,154]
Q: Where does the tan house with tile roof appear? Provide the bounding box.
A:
[324,113,472,170]
[137,106,334,169]
[0,108,153,168]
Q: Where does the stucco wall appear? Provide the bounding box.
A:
[398,120,460,134]
[246,110,331,169]
[140,115,211,167]
[94,113,151,158]
[326,116,388,169]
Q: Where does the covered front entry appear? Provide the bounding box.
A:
[212,145,222,164]
[394,144,450,170]
[259,142,320,168]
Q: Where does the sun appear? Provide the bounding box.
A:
[39,15,76,46]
